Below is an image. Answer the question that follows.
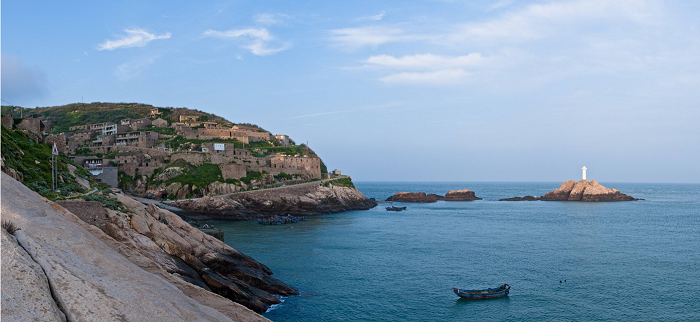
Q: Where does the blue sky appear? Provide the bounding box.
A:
[2,0,699,183]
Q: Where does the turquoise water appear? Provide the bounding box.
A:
[210,182,700,321]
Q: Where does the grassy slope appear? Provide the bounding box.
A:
[1,126,91,197]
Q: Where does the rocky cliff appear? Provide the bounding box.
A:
[0,172,290,321]
[499,180,641,201]
[386,189,482,203]
[172,180,377,220]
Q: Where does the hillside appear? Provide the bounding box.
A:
[1,102,335,201]
[3,102,238,133]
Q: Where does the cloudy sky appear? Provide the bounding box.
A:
[2,0,699,183]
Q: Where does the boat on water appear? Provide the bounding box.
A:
[385,206,407,211]
[452,284,510,299]
[258,214,306,225]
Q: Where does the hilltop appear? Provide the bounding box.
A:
[2,102,235,133]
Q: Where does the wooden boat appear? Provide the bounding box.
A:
[452,284,510,299]
[385,206,407,211]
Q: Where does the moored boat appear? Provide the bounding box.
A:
[452,284,510,299]
[385,206,407,211]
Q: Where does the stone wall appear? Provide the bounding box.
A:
[269,155,322,179]
[95,167,119,188]
[16,119,44,137]
[219,164,247,180]
[44,134,67,153]
[120,163,139,177]
[1,114,13,129]
[170,152,206,166]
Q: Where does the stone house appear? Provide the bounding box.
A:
[115,151,145,165]
[268,155,322,179]
[16,118,45,138]
[179,115,198,122]
[274,134,291,146]
[152,118,169,128]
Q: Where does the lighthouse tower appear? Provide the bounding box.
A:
[582,166,587,180]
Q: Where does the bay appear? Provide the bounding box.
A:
[210,182,700,321]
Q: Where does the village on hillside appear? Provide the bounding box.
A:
[1,105,344,199]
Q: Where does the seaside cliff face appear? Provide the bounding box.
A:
[499,180,640,201]
[386,189,482,203]
[172,180,377,219]
[0,173,289,321]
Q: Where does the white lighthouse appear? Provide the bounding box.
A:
[582,166,587,180]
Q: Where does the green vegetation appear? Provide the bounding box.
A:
[84,194,128,212]
[145,125,176,135]
[166,163,223,188]
[1,127,88,198]
[118,171,137,190]
[274,172,294,180]
[325,177,355,189]
[240,170,263,184]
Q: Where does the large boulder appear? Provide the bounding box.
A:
[1,172,255,321]
[504,180,641,202]
[443,189,482,201]
[1,230,67,322]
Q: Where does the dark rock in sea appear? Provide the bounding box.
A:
[386,192,441,203]
[500,180,641,202]
[443,189,483,201]
[499,195,540,201]
[386,189,481,202]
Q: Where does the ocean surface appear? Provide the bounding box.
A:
[210,182,700,321]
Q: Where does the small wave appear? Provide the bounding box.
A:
[265,296,286,313]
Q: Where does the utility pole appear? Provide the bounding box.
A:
[52,143,59,192]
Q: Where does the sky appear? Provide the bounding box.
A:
[2,0,699,183]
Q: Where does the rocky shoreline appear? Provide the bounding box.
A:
[1,172,290,321]
[499,180,641,202]
[172,180,377,220]
[386,189,482,203]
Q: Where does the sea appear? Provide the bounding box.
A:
[209,182,700,321]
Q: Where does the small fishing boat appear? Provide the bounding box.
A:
[385,206,407,211]
[452,284,510,299]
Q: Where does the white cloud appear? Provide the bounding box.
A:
[255,13,291,25]
[97,28,171,51]
[488,0,514,11]
[329,26,416,50]
[365,53,484,69]
[203,28,289,55]
[453,0,660,42]
[356,11,386,21]
[379,69,468,85]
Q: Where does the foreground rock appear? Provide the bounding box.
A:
[1,173,275,321]
[1,230,67,322]
[500,180,641,202]
[386,189,482,203]
[173,180,377,219]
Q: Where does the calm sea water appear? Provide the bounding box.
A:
[210,182,700,321]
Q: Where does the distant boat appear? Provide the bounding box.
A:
[452,284,510,299]
[385,206,407,211]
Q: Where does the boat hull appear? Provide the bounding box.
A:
[452,287,510,299]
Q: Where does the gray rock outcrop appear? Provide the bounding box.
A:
[500,180,641,202]
[386,189,482,203]
[174,180,377,219]
[1,172,269,321]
